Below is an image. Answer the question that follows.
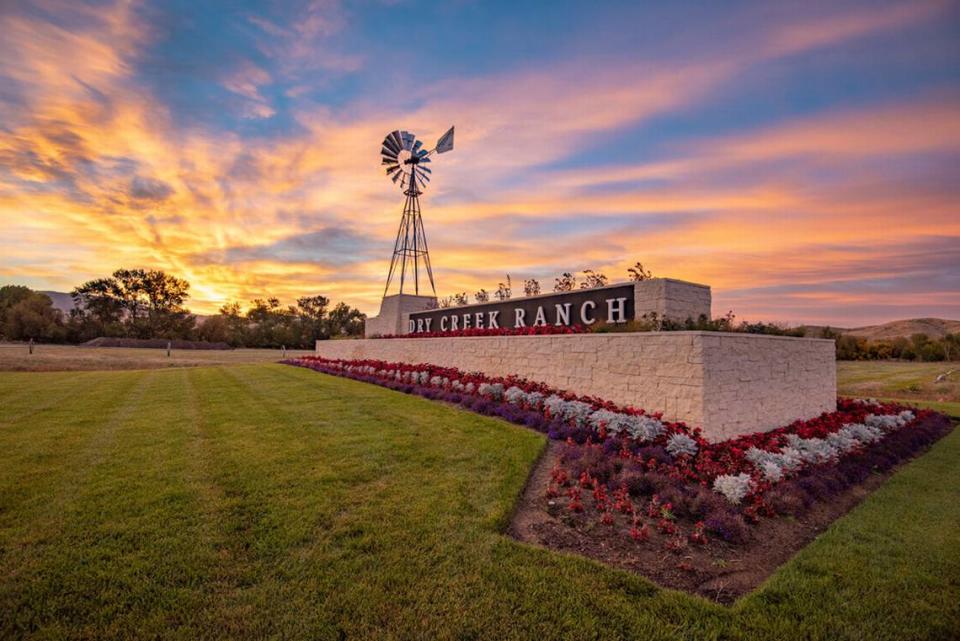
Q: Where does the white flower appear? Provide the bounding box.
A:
[760,461,783,483]
[713,473,753,505]
[665,433,698,458]
[504,386,527,405]
[478,382,505,400]
[625,415,664,442]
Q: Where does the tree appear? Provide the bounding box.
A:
[296,294,330,342]
[195,315,231,344]
[2,291,64,341]
[943,333,960,361]
[247,298,292,347]
[553,272,576,292]
[217,302,248,346]
[439,293,468,308]
[494,275,512,301]
[71,277,125,326]
[0,285,32,331]
[326,302,364,337]
[628,262,653,281]
[523,278,541,297]
[71,268,193,338]
[474,289,490,303]
[580,270,608,289]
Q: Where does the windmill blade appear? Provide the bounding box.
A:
[381,145,398,160]
[382,135,400,154]
[419,165,432,174]
[389,130,403,151]
[391,170,403,184]
[412,139,423,154]
[401,131,414,150]
[381,156,397,165]
[384,165,399,175]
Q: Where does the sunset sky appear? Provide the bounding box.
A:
[1,0,958,326]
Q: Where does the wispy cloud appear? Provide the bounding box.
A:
[0,0,957,325]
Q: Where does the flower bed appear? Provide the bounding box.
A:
[376,324,588,339]
[285,356,952,548]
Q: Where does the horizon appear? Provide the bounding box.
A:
[2,1,959,326]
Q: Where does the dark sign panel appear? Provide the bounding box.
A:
[407,284,635,333]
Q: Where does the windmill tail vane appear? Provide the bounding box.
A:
[380,126,454,297]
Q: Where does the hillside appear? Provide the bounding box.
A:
[844,318,960,340]
[39,290,75,314]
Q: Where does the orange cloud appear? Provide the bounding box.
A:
[0,0,956,327]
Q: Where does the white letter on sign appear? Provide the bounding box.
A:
[408,319,415,333]
[424,318,432,332]
[441,316,448,331]
[463,313,471,329]
[606,297,628,323]
[475,312,484,328]
[488,311,500,328]
[416,318,424,333]
[451,315,459,330]
[534,306,547,326]
[555,303,571,326]
[580,301,596,325]
[514,308,526,327]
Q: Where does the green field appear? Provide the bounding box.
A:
[838,361,960,417]
[0,343,312,372]
[1,363,958,640]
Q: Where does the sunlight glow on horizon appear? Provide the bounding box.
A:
[1,0,958,326]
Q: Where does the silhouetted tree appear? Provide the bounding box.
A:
[628,262,654,281]
[494,275,512,301]
[523,278,541,297]
[580,270,608,289]
[553,272,576,292]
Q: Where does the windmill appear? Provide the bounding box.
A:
[380,126,454,297]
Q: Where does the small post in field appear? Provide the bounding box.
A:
[167,341,171,357]
[281,344,286,358]
[28,338,34,355]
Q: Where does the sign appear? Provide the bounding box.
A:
[407,284,635,334]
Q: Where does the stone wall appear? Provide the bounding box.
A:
[365,293,437,337]
[315,331,836,441]
[633,279,712,322]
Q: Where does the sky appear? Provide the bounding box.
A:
[1,0,958,326]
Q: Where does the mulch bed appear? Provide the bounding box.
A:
[507,416,956,604]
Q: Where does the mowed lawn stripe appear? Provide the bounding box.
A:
[0,370,109,428]
[0,370,147,545]
[0,369,214,636]
[0,364,957,640]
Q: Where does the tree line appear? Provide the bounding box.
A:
[826,330,960,362]
[0,268,364,348]
[438,262,654,307]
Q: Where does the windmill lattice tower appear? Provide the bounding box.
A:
[380,127,454,296]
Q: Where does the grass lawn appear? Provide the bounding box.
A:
[1,364,958,640]
[838,361,960,417]
[0,344,313,372]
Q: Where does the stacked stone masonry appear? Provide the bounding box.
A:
[315,331,836,441]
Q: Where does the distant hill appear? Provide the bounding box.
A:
[802,318,960,340]
[843,318,960,340]
[40,290,75,315]
[39,290,213,322]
